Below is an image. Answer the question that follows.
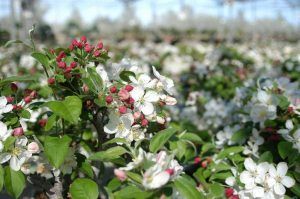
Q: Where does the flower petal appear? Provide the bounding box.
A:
[130,87,144,101]
[244,158,256,172]
[10,156,21,171]
[0,153,11,164]
[141,102,154,115]
[144,91,159,102]
[276,162,288,177]
[274,182,286,195]
[281,176,295,188]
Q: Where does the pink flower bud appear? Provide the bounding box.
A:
[114,169,127,181]
[65,67,72,73]
[84,44,92,53]
[24,96,32,104]
[165,169,174,175]
[106,96,113,104]
[118,89,130,101]
[27,142,40,153]
[126,97,134,105]
[82,84,89,93]
[38,119,47,127]
[133,112,141,120]
[194,157,201,165]
[93,50,100,57]
[156,116,165,124]
[119,106,127,114]
[13,127,24,136]
[125,85,133,92]
[164,96,177,105]
[97,41,103,49]
[141,119,148,127]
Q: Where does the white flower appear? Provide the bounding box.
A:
[0,121,12,151]
[129,74,156,89]
[119,148,148,171]
[104,112,134,140]
[292,129,300,152]
[250,103,277,123]
[268,162,295,196]
[0,136,31,171]
[142,164,171,189]
[0,96,13,118]
[240,158,269,189]
[152,66,175,95]
[130,87,159,115]
[215,125,240,148]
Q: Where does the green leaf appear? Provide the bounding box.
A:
[44,114,57,131]
[209,183,224,198]
[70,178,99,199]
[44,135,72,168]
[0,75,37,86]
[89,146,127,161]
[87,67,103,92]
[149,128,177,153]
[217,146,244,159]
[278,141,293,159]
[0,166,4,191]
[259,151,273,163]
[180,133,203,144]
[4,40,31,48]
[102,138,128,147]
[19,109,31,119]
[79,161,94,178]
[4,166,25,198]
[126,171,142,184]
[291,183,300,197]
[231,129,247,144]
[114,185,152,199]
[173,176,204,199]
[45,96,82,124]
[31,52,49,67]
[119,70,135,82]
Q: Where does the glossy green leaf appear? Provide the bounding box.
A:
[149,128,177,153]
[70,178,99,199]
[4,166,25,198]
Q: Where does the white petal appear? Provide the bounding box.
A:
[2,104,13,113]
[152,66,161,79]
[10,156,21,171]
[268,165,277,178]
[0,121,8,137]
[0,97,7,107]
[277,162,288,177]
[252,186,265,198]
[0,142,3,152]
[144,171,170,189]
[281,176,295,188]
[130,87,144,101]
[0,153,11,163]
[257,90,270,104]
[121,114,134,128]
[274,183,286,195]
[16,136,28,146]
[138,74,151,86]
[240,171,254,186]
[244,158,256,172]
[144,91,159,102]
[141,102,154,115]
[286,120,294,130]
[104,115,119,134]
[225,176,236,186]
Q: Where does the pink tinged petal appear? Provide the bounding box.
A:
[144,91,159,102]
[274,183,286,195]
[277,162,288,177]
[252,186,265,198]
[141,102,154,115]
[244,158,256,172]
[281,176,295,188]
[148,171,170,189]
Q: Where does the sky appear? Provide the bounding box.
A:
[0,0,299,26]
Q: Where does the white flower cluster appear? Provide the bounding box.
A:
[104,66,177,143]
[117,148,183,189]
[226,158,295,199]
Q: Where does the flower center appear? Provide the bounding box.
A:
[117,123,125,131]
[12,147,22,156]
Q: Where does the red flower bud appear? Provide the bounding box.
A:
[119,106,127,114]
[84,44,92,53]
[125,85,133,92]
[10,83,18,92]
[65,67,72,73]
[13,105,22,111]
[110,86,117,93]
[38,119,47,127]
[64,72,72,79]
[13,127,24,136]
[194,157,201,165]
[141,119,148,127]
[225,188,234,198]
[70,61,77,68]
[6,96,14,103]
[93,50,100,57]
[230,195,239,199]
[72,39,78,47]
[69,44,74,51]
[30,91,37,99]
[58,51,66,59]
[126,97,134,105]
[48,77,55,85]
[58,62,66,69]
[201,160,208,168]
[80,36,87,43]
[24,96,32,104]
[106,95,113,104]
[97,41,103,49]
